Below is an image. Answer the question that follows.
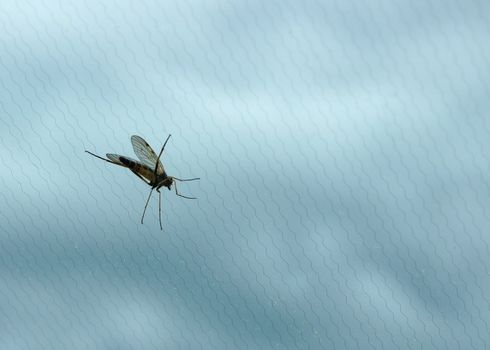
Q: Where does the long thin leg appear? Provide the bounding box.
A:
[173,177,200,182]
[153,134,172,178]
[141,187,154,224]
[87,151,150,185]
[173,180,196,199]
[85,151,120,165]
[158,190,162,230]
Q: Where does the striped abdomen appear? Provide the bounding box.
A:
[119,156,155,182]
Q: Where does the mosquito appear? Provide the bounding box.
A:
[85,134,199,230]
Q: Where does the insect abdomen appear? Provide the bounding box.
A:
[119,157,155,180]
[119,156,134,167]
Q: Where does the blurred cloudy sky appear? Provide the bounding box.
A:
[1,0,490,349]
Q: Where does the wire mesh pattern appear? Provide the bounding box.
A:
[0,0,490,349]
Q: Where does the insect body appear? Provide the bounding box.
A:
[86,134,199,230]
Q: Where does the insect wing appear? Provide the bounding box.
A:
[131,135,164,175]
[106,153,138,166]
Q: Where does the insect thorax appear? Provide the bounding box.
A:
[155,174,173,189]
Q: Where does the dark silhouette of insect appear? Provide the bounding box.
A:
[85,134,199,230]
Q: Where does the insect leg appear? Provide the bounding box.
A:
[158,190,162,230]
[153,134,172,178]
[173,180,197,199]
[141,187,154,224]
[172,177,200,182]
[85,150,125,167]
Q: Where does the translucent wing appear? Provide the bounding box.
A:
[131,135,164,175]
[106,153,140,166]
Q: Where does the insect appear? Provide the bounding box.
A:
[85,134,199,230]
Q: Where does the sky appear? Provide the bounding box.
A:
[1,0,490,349]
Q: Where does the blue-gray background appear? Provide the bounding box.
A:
[1,0,489,349]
